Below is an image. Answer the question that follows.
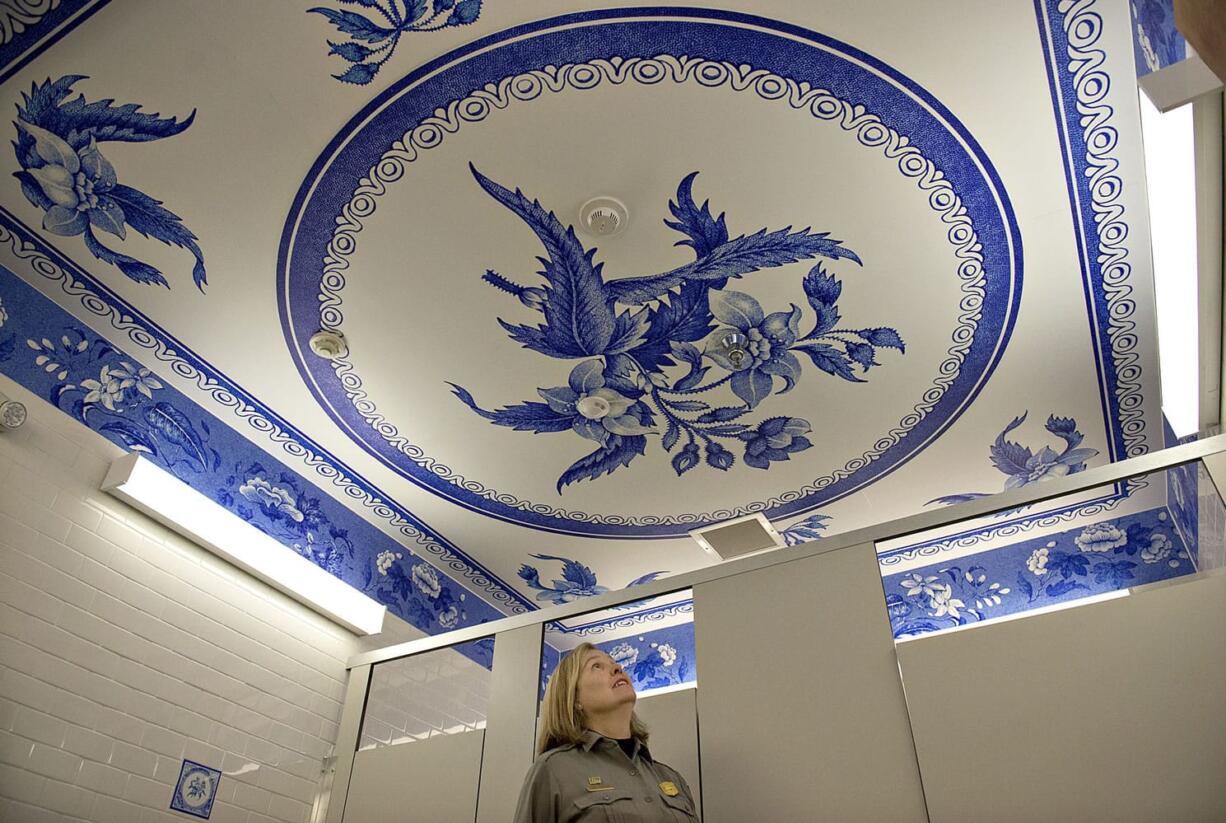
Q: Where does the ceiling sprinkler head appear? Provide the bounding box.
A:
[309,330,348,360]
[579,197,628,237]
[0,396,27,430]
[720,332,750,369]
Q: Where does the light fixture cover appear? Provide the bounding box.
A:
[102,453,386,635]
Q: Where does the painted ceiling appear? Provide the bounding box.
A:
[0,0,1193,645]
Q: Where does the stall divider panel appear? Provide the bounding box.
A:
[633,687,702,819]
[693,541,929,822]
[476,624,544,823]
[897,570,1226,823]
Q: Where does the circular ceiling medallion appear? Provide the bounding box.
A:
[279,8,1021,538]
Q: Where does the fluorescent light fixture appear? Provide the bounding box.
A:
[1138,91,1198,438]
[103,453,386,635]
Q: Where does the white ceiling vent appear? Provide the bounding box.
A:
[689,513,783,561]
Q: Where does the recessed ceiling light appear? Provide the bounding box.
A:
[309,330,348,359]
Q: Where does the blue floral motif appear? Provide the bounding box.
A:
[366,550,468,630]
[780,513,831,546]
[596,631,693,692]
[517,554,666,606]
[221,461,352,577]
[451,168,904,490]
[12,76,205,289]
[30,329,220,477]
[309,0,482,85]
[887,509,1191,639]
[928,412,1099,507]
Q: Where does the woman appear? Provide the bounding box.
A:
[512,642,700,822]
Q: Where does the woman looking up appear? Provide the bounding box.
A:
[512,642,699,821]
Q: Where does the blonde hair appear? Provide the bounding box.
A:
[536,642,649,755]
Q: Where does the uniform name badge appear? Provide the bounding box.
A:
[586,776,614,792]
[659,781,679,797]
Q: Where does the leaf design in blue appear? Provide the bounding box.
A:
[99,420,157,454]
[456,169,903,489]
[928,412,1101,508]
[142,402,209,470]
[13,76,205,290]
[310,1,483,85]
[781,513,831,546]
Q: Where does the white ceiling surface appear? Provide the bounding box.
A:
[0,0,1166,614]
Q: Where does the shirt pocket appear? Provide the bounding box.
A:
[660,791,699,821]
[572,789,638,822]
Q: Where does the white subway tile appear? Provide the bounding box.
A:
[0,796,60,823]
[24,422,81,468]
[39,779,96,819]
[165,708,212,743]
[0,729,35,768]
[256,764,315,802]
[107,741,157,777]
[0,573,65,625]
[62,725,113,764]
[0,698,16,732]
[10,706,67,750]
[25,742,82,783]
[208,723,248,757]
[49,494,103,533]
[89,707,145,747]
[182,739,224,769]
[122,774,171,808]
[63,526,118,566]
[76,759,128,797]
[90,794,147,823]
[96,516,146,556]
[139,725,185,759]
[152,754,181,784]
[0,519,84,579]
[0,465,60,508]
[245,738,279,768]
[233,780,272,814]
[268,792,311,823]
[204,800,248,823]
[0,764,48,804]
[0,493,71,542]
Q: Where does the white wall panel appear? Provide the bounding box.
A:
[343,730,483,823]
[634,687,701,819]
[898,572,1226,823]
[693,542,928,822]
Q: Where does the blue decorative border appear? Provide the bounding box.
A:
[0,0,109,86]
[0,265,517,640]
[280,7,1023,538]
[885,506,1191,639]
[1036,0,1149,470]
[0,213,533,619]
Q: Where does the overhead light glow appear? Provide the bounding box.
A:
[103,453,386,635]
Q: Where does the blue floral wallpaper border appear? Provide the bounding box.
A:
[0,210,534,617]
[0,0,109,86]
[0,265,512,647]
[1129,0,1187,77]
[884,506,1192,639]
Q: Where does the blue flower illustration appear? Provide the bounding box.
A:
[781,513,831,545]
[310,0,482,85]
[517,554,665,605]
[738,417,813,470]
[451,168,904,490]
[13,76,205,289]
[929,412,1099,507]
[537,360,654,444]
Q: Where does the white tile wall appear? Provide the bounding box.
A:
[0,375,426,822]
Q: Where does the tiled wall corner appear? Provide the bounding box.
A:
[0,374,422,823]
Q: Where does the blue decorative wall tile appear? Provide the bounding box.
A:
[169,759,220,819]
[884,507,1192,639]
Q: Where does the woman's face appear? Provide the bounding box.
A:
[575,650,635,716]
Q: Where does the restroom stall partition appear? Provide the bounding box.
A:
[325,435,1226,823]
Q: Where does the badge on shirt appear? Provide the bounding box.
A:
[659,781,679,797]
[586,777,614,792]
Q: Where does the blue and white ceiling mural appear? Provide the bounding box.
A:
[0,0,1195,646]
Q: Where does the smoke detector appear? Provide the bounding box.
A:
[309,330,348,359]
[690,513,784,561]
[579,197,628,237]
[0,395,27,430]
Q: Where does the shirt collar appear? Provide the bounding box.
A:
[580,730,653,761]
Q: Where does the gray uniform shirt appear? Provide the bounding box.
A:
[511,731,700,822]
